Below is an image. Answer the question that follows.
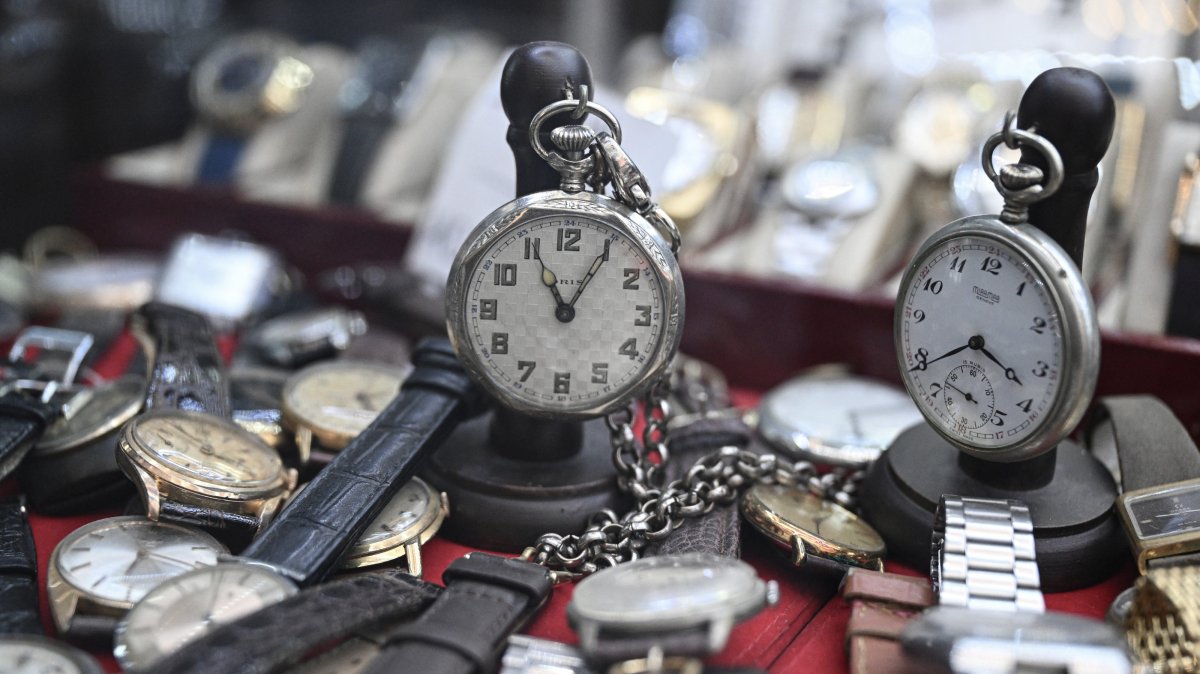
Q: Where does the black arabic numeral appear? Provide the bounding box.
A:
[634,305,651,326]
[1032,361,1049,378]
[554,372,570,394]
[923,278,943,294]
[618,338,638,359]
[591,362,608,384]
[494,263,517,286]
[557,228,581,252]
[1016,281,1026,296]
[980,257,1002,275]
[929,382,942,398]
[949,256,965,273]
[479,299,497,320]
[913,309,926,323]
[517,360,536,382]
[911,347,929,371]
[1017,399,1033,413]
[1029,317,1047,335]
[623,268,640,290]
[991,409,1007,427]
[491,332,508,355]
[524,237,538,260]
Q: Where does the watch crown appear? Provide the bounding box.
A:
[998,163,1044,191]
[550,125,595,157]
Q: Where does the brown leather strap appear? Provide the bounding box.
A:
[841,569,933,674]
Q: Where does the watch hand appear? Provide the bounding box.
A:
[913,343,971,371]
[355,391,377,411]
[568,240,612,308]
[976,345,1023,386]
[944,382,977,404]
[530,238,574,322]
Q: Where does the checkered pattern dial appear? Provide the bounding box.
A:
[462,214,666,415]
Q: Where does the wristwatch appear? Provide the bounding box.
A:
[29,252,160,313]
[230,366,290,451]
[931,495,1044,613]
[239,307,368,369]
[340,476,447,576]
[741,483,885,573]
[0,499,39,636]
[568,553,776,665]
[0,635,104,674]
[153,234,290,329]
[1124,565,1200,673]
[20,375,143,514]
[46,516,226,644]
[753,369,922,468]
[128,568,439,674]
[281,359,410,462]
[190,31,313,185]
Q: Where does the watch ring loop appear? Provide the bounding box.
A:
[980,112,1064,205]
[528,98,623,164]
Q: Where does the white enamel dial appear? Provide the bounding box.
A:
[898,232,1070,454]
[52,517,225,607]
[114,564,296,670]
[453,202,681,418]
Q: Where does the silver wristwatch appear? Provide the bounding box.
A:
[932,495,1044,613]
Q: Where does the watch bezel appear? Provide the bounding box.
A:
[740,484,886,570]
[0,634,104,674]
[894,216,1100,462]
[280,359,410,451]
[341,477,446,569]
[1117,477,1200,573]
[35,375,144,455]
[446,189,685,420]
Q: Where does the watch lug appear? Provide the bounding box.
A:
[439,491,449,519]
[404,539,423,577]
[706,616,733,652]
[142,475,162,520]
[295,426,313,465]
[790,534,808,567]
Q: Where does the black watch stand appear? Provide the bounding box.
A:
[421,42,628,551]
[860,67,1124,592]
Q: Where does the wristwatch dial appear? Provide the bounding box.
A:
[125,410,284,489]
[50,517,226,613]
[742,484,885,568]
[447,192,684,419]
[896,217,1098,460]
[343,477,443,568]
[781,153,879,219]
[114,563,297,670]
[756,374,922,467]
[1123,480,1200,540]
[36,375,143,454]
[282,360,409,449]
[568,553,767,629]
[0,635,103,674]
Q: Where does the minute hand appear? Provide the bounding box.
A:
[568,241,611,307]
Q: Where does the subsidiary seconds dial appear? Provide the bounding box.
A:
[895,217,1098,461]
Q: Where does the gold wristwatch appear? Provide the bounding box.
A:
[281,360,409,463]
[340,477,448,577]
[741,483,885,572]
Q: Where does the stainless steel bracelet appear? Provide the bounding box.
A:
[932,495,1045,613]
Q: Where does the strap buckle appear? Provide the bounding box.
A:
[7,326,95,386]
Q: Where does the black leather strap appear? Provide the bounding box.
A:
[360,553,552,674]
[157,501,260,552]
[0,393,59,482]
[646,416,749,558]
[242,338,485,585]
[0,499,40,636]
[148,568,439,674]
[1087,395,1200,492]
[19,428,132,515]
[327,117,392,205]
[133,302,230,416]
[586,628,713,665]
[1167,242,1200,338]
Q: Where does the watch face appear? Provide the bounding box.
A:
[36,376,143,454]
[0,635,103,674]
[781,154,879,219]
[51,517,226,607]
[114,563,297,671]
[127,410,283,489]
[568,553,766,630]
[757,374,922,467]
[896,218,1097,459]
[743,485,885,562]
[448,193,684,419]
[1125,482,1200,540]
[282,361,408,448]
[356,478,435,549]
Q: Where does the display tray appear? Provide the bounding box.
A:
[22,169,1196,672]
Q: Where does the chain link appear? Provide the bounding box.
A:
[522,378,866,582]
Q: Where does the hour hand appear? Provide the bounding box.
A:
[530,238,574,322]
[978,346,1023,386]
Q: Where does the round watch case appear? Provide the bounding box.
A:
[281,360,409,451]
[446,189,685,420]
[341,477,447,570]
[0,635,104,674]
[741,484,886,571]
[35,375,144,455]
[567,553,774,654]
[190,31,313,134]
[894,215,1099,462]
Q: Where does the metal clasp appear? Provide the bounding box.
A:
[8,326,94,386]
[981,112,1064,225]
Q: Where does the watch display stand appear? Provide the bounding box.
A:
[421,42,628,551]
[860,68,1124,591]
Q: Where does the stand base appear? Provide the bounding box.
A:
[860,422,1123,591]
[421,413,627,551]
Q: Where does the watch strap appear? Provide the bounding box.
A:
[242,338,484,585]
[148,568,439,674]
[0,393,59,482]
[196,132,248,185]
[134,302,230,417]
[646,416,749,558]
[841,568,934,674]
[932,495,1044,613]
[328,116,392,205]
[0,499,40,636]
[19,428,132,515]
[1128,564,1200,672]
[585,628,712,665]
[156,501,260,552]
[1087,395,1200,492]
[359,553,552,674]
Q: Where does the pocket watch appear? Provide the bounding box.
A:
[895,114,1099,462]
[741,483,885,573]
[47,516,227,640]
[445,95,684,419]
[281,360,410,461]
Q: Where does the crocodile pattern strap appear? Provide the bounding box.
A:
[134,302,230,417]
[157,501,260,552]
[242,338,484,585]
[0,393,59,482]
[360,554,552,674]
[841,568,934,674]
[647,416,751,558]
[932,495,1044,613]
[0,500,40,635]
[1088,395,1200,492]
[149,569,440,674]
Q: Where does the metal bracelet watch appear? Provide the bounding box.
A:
[237,306,368,369]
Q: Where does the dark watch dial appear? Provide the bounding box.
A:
[1127,484,1200,539]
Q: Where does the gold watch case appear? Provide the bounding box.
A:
[340,477,448,577]
[1118,477,1200,574]
[281,360,408,461]
[117,409,294,529]
[741,484,885,571]
[34,375,143,456]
